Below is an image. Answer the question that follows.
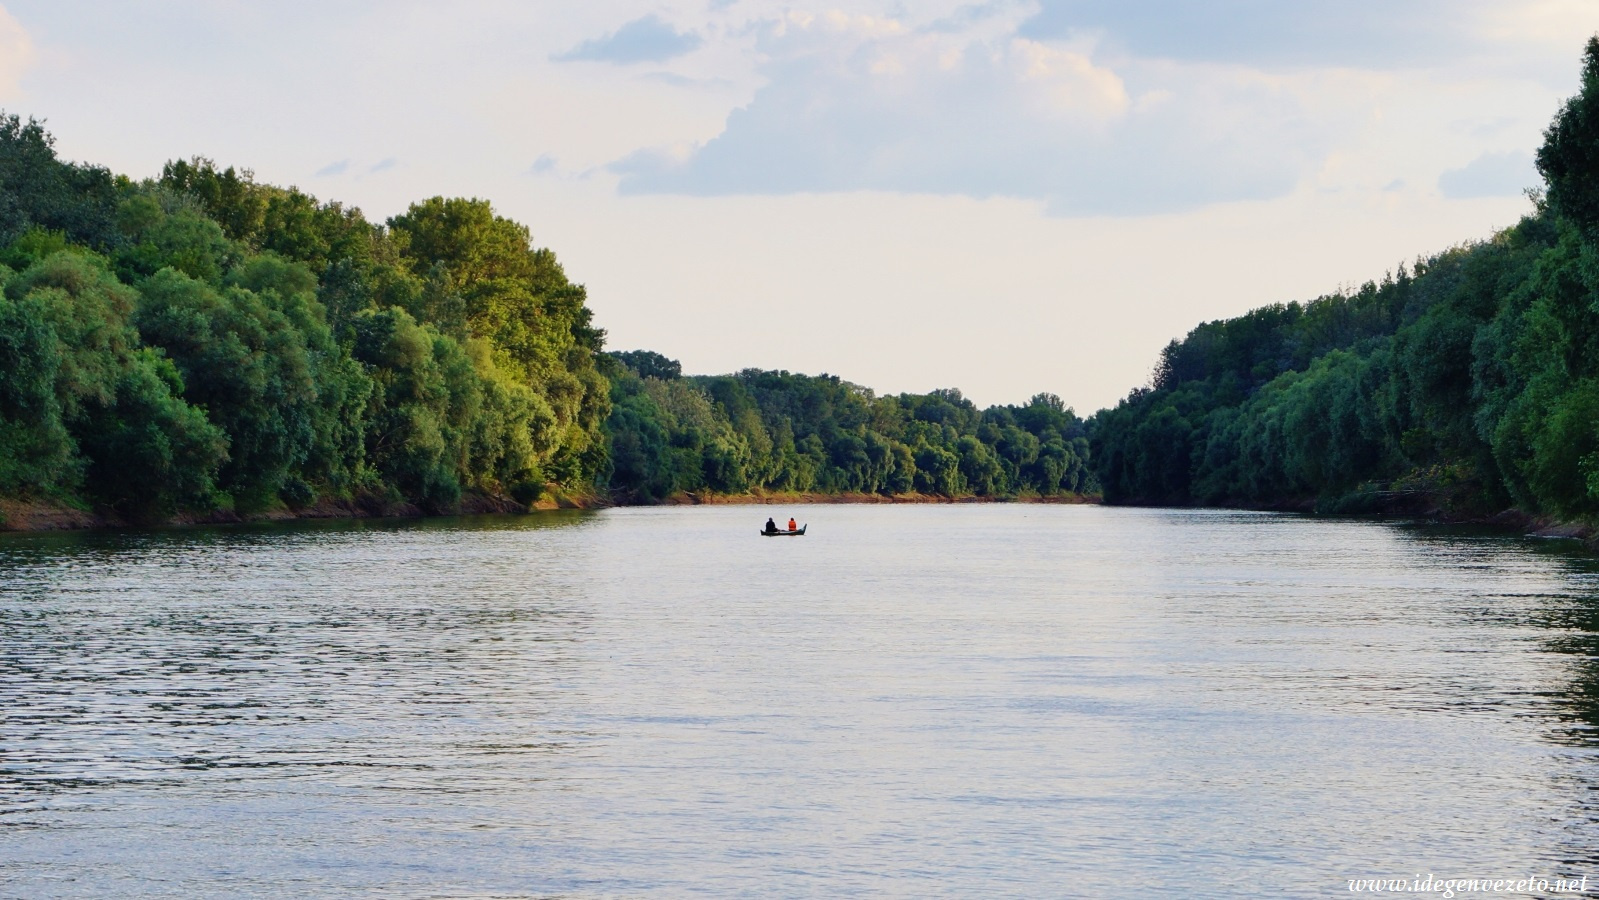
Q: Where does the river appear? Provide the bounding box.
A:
[2,505,1597,897]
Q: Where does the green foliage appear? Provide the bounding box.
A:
[1090,38,1599,519]
[8,252,142,419]
[0,270,73,492]
[114,188,238,285]
[610,349,682,380]
[74,348,228,519]
[0,118,614,521]
[134,267,323,511]
[348,306,553,511]
[3,116,1102,517]
[0,226,73,271]
[387,196,608,483]
[0,252,227,512]
[228,254,373,497]
[1539,36,1599,235]
[159,157,375,274]
[351,306,465,510]
[0,114,120,250]
[1090,225,1564,510]
[601,357,1092,502]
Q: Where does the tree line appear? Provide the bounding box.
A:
[1090,37,1599,521]
[0,116,1095,524]
[0,115,606,521]
[603,350,1092,502]
[20,36,1595,524]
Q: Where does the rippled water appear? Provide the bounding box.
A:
[3,505,1599,897]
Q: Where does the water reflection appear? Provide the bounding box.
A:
[3,506,1599,897]
[1392,525,1599,746]
[0,511,599,822]
[1383,524,1599,880]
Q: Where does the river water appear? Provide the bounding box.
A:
[2,504,1597,897]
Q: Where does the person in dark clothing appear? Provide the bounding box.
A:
[764,517,778,534]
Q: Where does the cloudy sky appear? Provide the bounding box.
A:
[0,1,1591,410]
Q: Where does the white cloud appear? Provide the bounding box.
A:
[614,12,1335,215]
[0,0,1580,409]
[0,4,34,101]
[484,66,745,175]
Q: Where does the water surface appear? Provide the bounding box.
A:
[2,505,1598,897]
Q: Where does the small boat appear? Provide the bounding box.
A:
[761,524,807,537]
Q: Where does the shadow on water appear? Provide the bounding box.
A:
[1398,524,1599,741]
[1512,540,1599,873]
[0,508,601,808]
[9,505,1599,894]
[0,507,598,553]
[1395,522,1599,873]
[13,500,596,555]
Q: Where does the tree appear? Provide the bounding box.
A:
[610,349,682,380]
[1,252,226,513]
[0,114,120,250]
[134,268,320,511]
[1538,36,1599,234]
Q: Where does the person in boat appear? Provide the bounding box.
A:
[787,517,797,532]
[764,517,778,535]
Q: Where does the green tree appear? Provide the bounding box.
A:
[2,252,226,514]
[134,267,320,511]
[0,114,120,249]
[1538,36,1599,234]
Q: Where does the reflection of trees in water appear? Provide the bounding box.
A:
[1512,545,1599,747]
[1394,529,1599,734]
[0,514,602,806]
[1389,525,1599,869]
[1505,542,1599,872]
[1545,621,1599,871]
[1545,618,1599,746]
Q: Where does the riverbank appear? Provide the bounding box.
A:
[1315,483,1599,544]
[0,485,604,534]
[652,490,1100,507]
[8,486,1585,547]
[1105,486,1599,548]
[0,488,1101,533]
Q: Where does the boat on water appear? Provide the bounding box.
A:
[761,524,807,537]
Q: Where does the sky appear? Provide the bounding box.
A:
[0,1,1592,412]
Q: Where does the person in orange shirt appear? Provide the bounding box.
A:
[787,517,797,532]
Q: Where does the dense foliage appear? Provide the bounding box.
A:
[0,116,1097,522]
[36,33,1599,520]
[1090,37,1599,520]
[0,116,608,520]
[602,359,1093,503]
[14,27,1599,525]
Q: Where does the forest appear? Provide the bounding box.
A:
[1090,37,1599,522]
[603,350,1091,503]
[0,115,609,521]
[0,115,1091,525]
[6,36,1599,527]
